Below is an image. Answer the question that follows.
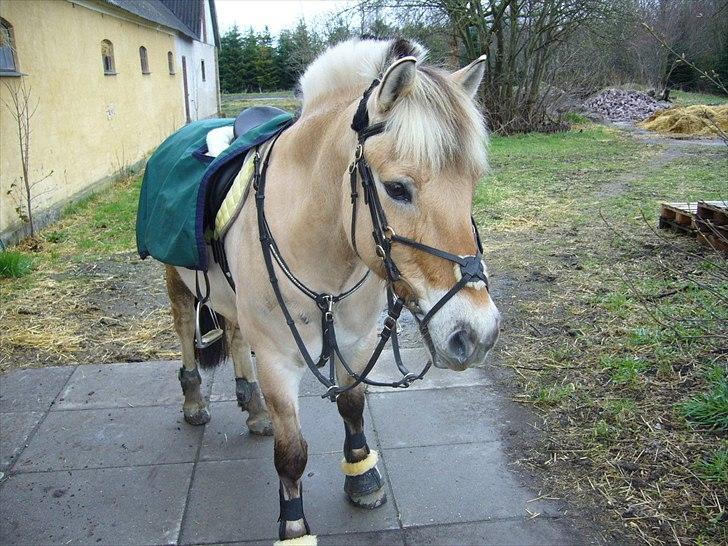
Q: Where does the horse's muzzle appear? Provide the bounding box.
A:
[435,313,500,371]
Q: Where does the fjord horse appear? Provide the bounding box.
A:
[166,38,500,543]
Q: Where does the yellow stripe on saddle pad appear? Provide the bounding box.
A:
[214,152,255,238]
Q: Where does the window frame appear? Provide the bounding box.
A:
[0,18,21,77]
[201,59,206,82]
[101,39,116,76]
[139,45,150,75]
[167,51,175,75]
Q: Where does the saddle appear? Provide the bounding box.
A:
[136,107,294,270]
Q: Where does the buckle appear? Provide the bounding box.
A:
[383,315,397,332]
[383,226,396,240]
[354,144,364,161]
[375,245,386,259]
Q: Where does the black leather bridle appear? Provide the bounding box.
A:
[254,79,489,401]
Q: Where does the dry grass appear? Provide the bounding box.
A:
[0,175,179,372]
[640,105,728,138]
[478,127,727,545]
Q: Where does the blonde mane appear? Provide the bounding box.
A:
[299,38,488,174]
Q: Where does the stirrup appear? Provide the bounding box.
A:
[195,299,224,348]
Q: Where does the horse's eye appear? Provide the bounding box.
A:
[383,181,411,203]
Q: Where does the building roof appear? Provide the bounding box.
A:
[103,0,218,44]
[160,0,200,38]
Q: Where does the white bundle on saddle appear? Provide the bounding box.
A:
[206,126,235,157]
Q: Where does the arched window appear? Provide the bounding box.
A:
[139,46,150,74]
[167,51,175,74]
[201,59,206,82]
[101,39,115,75]
[0,18,18,74]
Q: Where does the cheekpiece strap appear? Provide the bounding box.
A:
[351,78,381,134]
[358,122,386,142]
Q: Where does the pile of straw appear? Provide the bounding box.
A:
[640,104,728,137]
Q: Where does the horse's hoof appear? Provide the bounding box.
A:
[184,407,211,426]
[247,414,274,436]
[346,485,387,509]
[344,467,387,509]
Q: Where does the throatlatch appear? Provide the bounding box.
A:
[253,78,489,401]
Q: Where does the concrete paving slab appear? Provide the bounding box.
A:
[198,529,405,546]
[0,366,74,413]
[181,453,398,544]
[383,442,560,527]
[14,405,202,472]
[209,358,237,402]
[216,348,493,398]
[0,463,193,545]
[210,357,357,400]
[199,401,273,461]
[365,348,494,393]
[53,360,211,410]
[403,518,583,545]
[200,397,376,462]
[0,411,43,471]
[367,386,502,449]
[318,529,406,545]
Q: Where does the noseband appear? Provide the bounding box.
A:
[254,80,489,401]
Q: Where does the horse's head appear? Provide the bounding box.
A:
[340,40,500,371]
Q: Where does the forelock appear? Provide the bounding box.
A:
[384,66,488,176]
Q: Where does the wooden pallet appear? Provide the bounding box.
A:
[659,202,698,233]
[696,200,728,252]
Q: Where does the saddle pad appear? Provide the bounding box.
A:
[136,111,294,270]
[214,150,255,238]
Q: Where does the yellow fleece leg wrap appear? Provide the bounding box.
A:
[340,450,379,476]
[274,535,317,546]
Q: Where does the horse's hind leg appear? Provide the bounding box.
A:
[337,382,387,509]
[165,266,210,426]
[226,326,273,435]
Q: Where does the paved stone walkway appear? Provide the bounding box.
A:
[0,350,586,545]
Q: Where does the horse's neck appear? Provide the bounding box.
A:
[260,105,367,296]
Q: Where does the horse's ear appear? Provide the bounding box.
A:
[450,55,487,98]
[376,56,417,113]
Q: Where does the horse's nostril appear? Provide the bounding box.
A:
[446,328,476,365]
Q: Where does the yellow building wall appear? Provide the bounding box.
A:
[0,0,185,236]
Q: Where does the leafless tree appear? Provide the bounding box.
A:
[1,79,52,239]
[360,0,614,133]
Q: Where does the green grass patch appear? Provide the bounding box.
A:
[694,446,728,484]
[603,398,638,424]
[564,112,590,124]
[0,251,33,278]
[49,176,141,260]
[600,355,649,384]
[476,125,647,231]
[532,382,576,406]
[220,93,300,117]
[680,368,728,432]
[671,90,728,107]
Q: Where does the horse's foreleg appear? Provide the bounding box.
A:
[336,381,387,509]
[226,327,272,435]
[165,266,210,426]
[258,360,314,544]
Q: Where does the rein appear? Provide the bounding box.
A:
[252,80,489,401]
